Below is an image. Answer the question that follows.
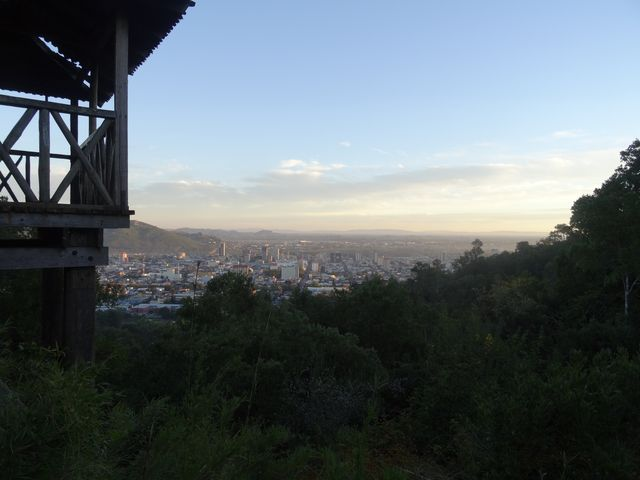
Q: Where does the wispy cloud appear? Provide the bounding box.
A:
[275,159,346,177]
[371,147,389,155]
[552,129,583,139]
[338,140,352,148]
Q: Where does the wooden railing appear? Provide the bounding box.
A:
[0,94,127,212]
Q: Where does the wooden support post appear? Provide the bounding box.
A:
[86,67,99,205]
[41,267,65,349]
[63,266,96,362]
[39,109,50,202]
[41,267,96,363]
[40,228,99,363]
[115,13,128,212]
[89,65,99,134]
[70,99,80,203]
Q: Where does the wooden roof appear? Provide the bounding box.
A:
[0,0,195,104]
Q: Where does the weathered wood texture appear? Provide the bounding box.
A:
[0,95,115,118]
[115,13,128,211]
[0,227,108,269]
[0,246,108,269]
[0,95,124,214]
[41,266,97,363]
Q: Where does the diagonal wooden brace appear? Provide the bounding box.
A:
[51,111,113,206]
[0,139,38,202]
[51,119,113,204]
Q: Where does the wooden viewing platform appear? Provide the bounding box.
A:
[0,0,195,361]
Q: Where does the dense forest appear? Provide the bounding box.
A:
[1,141,640,479]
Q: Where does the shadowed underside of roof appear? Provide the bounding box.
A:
[0,0,195,104]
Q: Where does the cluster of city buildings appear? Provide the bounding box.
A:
[98,239,437,316]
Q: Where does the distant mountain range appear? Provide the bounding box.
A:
[105,221,219,254]
[175,227,545,240]
[105,221,544,254]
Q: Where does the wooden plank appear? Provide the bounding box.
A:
[51,119,113,204]
[0,201,133,214]
[39,109,50,202]
[0,246,108,269]
[0,210,130,229]
[115,12,129,211]
[51,111,113,205]
[0,139,38,201]
[0,94,115,119]
[9,149,72,160]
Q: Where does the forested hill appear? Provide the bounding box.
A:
[104,220,219,254]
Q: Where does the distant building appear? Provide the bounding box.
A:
[330,252,342,263]
[261,244,270,262]
[230,264,251,276]
[160,268,180,281]
[280,263,299,281]
[218,242,226,257]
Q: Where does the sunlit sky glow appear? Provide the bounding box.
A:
[4,1,640,233]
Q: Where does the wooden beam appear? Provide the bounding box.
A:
[63,267,97,362]
[41,268,65,352]
[50,111,113,205]
[51,119,113,204]
[115,12,129,211]
[0,171,19,202]
[0,210,130,229]
[89,65,99,134]
[0,140,38,202]
[0,155,22,201]
[0,246,108,269]
[9,149,72,160]
[0,94,115,119]
[39,109,50,202]
[70,99,80,204]
[4,108,37,148]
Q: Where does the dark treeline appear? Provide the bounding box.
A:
[1,142,640,479]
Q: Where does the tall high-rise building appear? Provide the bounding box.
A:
[261,244,270,262]
[218,242,226,257]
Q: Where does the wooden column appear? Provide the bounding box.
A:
[38,109,50,202]
[41,267,65,348]
[63,266,96,363]
[70,99,80,203]
[40,228,99,363]
[115,12,128,212]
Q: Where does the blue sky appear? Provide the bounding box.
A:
[3,1,640,232]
